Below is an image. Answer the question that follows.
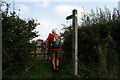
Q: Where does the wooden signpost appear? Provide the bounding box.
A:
[66,9,78,76]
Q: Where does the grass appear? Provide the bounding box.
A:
[2,54,119,79]
[15,60,74,79]
[2,55,74,79]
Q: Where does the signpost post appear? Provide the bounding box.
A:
[66,9,78,76]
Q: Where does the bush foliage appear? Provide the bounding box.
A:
[2,2,38,76]
[62,8,120,78]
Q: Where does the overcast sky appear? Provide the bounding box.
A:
[2,0,120,40]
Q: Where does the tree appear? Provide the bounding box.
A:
[62,7,119,77]
[2,2,38,75]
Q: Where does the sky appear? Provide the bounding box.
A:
[2,0,120,41]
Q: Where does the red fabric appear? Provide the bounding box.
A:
[47,33,61,51]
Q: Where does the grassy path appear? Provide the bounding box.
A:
[26,48,74,78]
[16,59,74,79]
[13,48,74,79]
